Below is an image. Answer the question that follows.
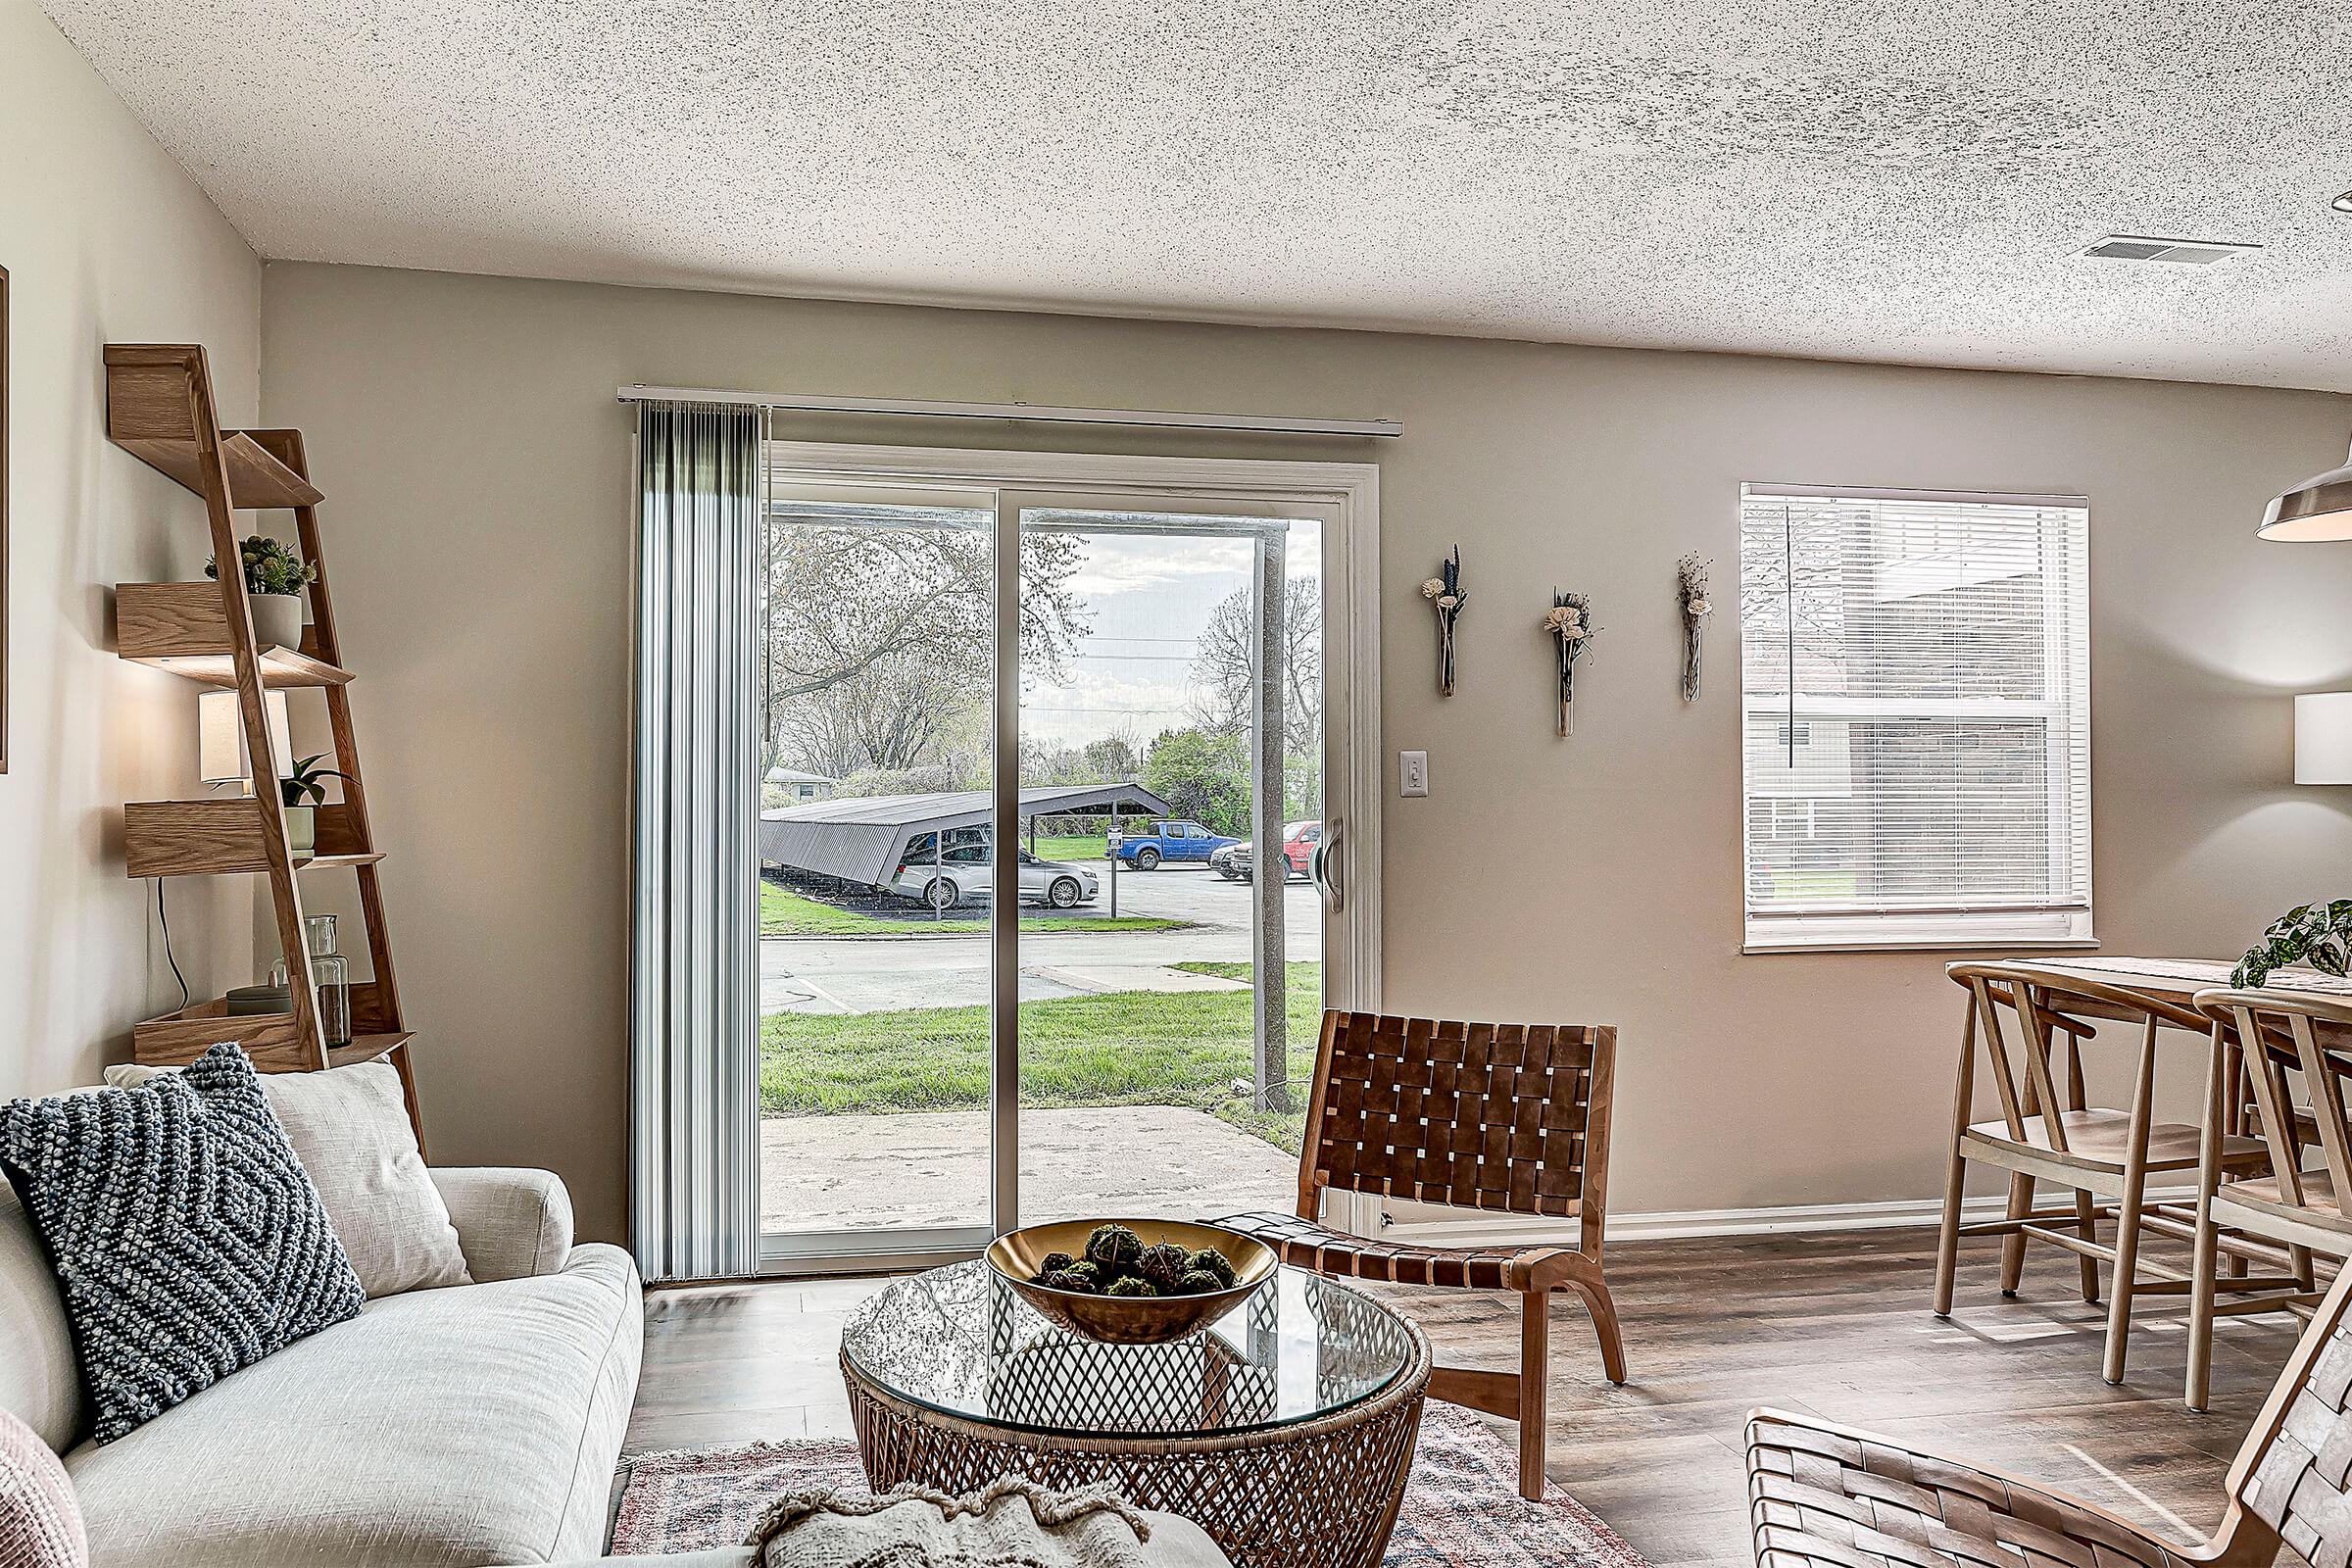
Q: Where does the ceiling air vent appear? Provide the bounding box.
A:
[2079,234,2261,266]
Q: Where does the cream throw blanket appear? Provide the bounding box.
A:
[747,1478,1156,1568]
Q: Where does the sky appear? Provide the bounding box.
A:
[1020,523,1321,750]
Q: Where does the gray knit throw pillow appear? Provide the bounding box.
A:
[0,1043,365,1443]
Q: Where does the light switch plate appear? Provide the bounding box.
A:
[1398,750,1430,797]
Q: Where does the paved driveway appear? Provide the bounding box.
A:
[760,861,1323,1015]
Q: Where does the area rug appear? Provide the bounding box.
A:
[612,1403,1652,1566]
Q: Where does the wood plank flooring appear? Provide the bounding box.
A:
[625,1225,2308,1567]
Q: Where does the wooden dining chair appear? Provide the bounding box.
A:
[1935,962,2272,1384]
[1217,1009,1622,1501]
[1752,1255,2352,1568]
[2185,987,2352,1410]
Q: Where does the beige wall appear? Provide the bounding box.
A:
[259,261,2352,1245]
[0,7,260,1102]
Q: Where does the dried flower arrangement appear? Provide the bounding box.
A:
[1542,589,1596,736]
[1420,547,1466,696]
[2233,899,2352,987]
[1677,552,1713,702]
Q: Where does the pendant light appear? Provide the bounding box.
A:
[2260,438,2352,541]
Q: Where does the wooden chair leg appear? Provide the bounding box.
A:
[2103,1175,2147,1384]
[1936,1005,1976,1318]
[2186,1204,2220,1412]
[2187,1030,2227,1412]
[1565,1274,1628,1385]
[1999,1174,2034,1297]
[2102,1032,2159,1386]
[1518,1288,1548,1501]
[1934,1148,1968,1317]
[2073,1187,2101,1303]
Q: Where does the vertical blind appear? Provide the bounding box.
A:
[1737,486,2091,929]
[629,401,764,1282]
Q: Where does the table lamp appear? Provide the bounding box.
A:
[2261,438,2352,541]
[2296,693,2352,785]
[198,688,294,792]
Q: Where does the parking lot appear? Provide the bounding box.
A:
[759,859,1323,1015]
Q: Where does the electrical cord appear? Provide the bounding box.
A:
[153,876,190,1012]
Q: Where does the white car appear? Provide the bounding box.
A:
[891,848,1100,911]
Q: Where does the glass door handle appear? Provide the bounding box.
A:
[1311,818,1345,913]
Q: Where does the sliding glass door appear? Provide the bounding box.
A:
[754,449,1374,1267]
[755,481,998,1252]
[1013,501,1325,1226]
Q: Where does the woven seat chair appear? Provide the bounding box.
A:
[1935,962,2276,1385]
[2184,987,2352,1411]
[1749,1256,2352,1568]
[1218,1009,1623,1501]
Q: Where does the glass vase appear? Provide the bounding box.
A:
[270,913,352,1051]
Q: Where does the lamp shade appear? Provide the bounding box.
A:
[198,689,294,786]
[2296,693,2352,784]
[2259,440,2352,541]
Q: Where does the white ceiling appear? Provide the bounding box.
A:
[40,0,2352,391]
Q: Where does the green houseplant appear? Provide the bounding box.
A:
[2233,900,2352,988]
[207,534,316,650]
[278,753,351,860]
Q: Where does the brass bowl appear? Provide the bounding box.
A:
[986,1218,1278,1345]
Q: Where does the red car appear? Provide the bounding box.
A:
[1211,820,1321,882]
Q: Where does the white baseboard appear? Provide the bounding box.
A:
[1377,1187,2198,1249]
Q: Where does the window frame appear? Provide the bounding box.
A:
[1736,483,2095,955]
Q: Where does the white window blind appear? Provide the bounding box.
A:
[1738,485,2092,951]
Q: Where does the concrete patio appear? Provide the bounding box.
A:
[760,1102,1297,1233]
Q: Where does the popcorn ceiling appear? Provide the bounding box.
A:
[36,0,2352,391]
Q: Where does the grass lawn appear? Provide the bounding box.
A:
[1767,869,1861,900]
[760,880,1187,937]
[1029,833,1108,861]
[760,959,1323,1152]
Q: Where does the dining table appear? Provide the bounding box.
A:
[2018,956,2352,1012]
[2009,956,2352,1051]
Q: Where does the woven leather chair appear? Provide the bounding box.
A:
[1219,1009,1624,1501]
[1749,1255,2352,1568]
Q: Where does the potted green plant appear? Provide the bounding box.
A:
[279,754,351,860]
[207,534,317,651]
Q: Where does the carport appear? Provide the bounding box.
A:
[758,783,1172,890]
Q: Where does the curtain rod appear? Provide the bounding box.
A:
[616,384,1401,439]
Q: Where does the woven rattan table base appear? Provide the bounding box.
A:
[842,1349,1430,1568]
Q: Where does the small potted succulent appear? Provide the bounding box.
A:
[279,754,351,860]
[208,534,316,651]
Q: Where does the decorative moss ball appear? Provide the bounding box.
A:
[1137,1242,1191,1291]
[1042,1267,1098,1293]
[1188,1248,1238,1287]
[1103,1275,1156,1298]
[1086,1224,1144,1268]
[1039,1251,1076,1274]
[1177,1268,1225,1295]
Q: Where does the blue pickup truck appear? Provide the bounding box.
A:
[1107,819,1239,870]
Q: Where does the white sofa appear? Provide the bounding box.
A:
[0,1165,643,1568]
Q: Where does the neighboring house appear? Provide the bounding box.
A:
[764,766,838,803]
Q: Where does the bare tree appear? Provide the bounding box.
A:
[1190,581,1322,741]
[761,505,1088,763]
[778,651,970,779]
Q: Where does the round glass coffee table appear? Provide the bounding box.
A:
[839,1260,1431,1568]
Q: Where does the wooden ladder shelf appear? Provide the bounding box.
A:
[107,344,422,1143]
